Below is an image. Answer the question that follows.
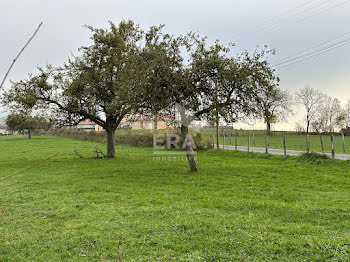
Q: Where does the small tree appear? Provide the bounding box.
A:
[6,113,52,138]
[254,86,292,134]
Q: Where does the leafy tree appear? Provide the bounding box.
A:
[6,113,52,138]
[254,85,292,134]
[135,25,182,130]
[154,34,275,171]
[2,21,147,158]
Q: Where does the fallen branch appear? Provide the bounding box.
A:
[93,145,106,159]
[0,22,43,91]
[73,145,106,159]
[74,149,84,158]
[0,153,59,183]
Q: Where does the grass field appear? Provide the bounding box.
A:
[0,136,350,261]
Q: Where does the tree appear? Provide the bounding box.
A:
[254,85,292,134]
[169,38,276,171]
[6,113,52,138]
[2,21,147,158]
[135,25,182,131]
[345,100,350,128]
[312,95,345,133]
[296,85,323,134]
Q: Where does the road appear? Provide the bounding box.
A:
[218,145,350,161]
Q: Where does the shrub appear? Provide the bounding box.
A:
[299,152,329,159]
[49,128,213,150]
[298,152,329,165]
[191,131,213,150]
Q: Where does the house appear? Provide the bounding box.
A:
[76,120,104,132]
[120,116,175,130]
[76,115,177,131]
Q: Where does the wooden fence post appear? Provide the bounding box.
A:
[247,134,250,153]
[342,132,345,153]
[265,133,269,154]
[320,135,324,153]
[306,134,310,153]
[252,131,256,146]
[235,133,238,151]
[240,131,243,145]
[212,134,215,149]
[229,132,232,144]
[283,135,286,156]
[223,135,225,150]
[300,133,303,150]
[331,133,335,158]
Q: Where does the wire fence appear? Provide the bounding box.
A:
[204,129,349,157]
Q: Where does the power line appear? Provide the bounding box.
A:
[273,36,350,67]
[257,0,334,33]
[234,0,333,42]
[271,0,350,34]
[0,22,43,91]
[272,31,350,65]
[273,37,350,68]
[250,0,350,47]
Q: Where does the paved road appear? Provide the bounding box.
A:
[218,145,350,160]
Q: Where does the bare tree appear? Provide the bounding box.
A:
[313,95,345,133]
[295,121,305,132]
[344,100,350,128]
[296,85,323,134]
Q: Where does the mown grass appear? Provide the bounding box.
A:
[0,136,349,261]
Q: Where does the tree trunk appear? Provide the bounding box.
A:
[216,117,219,149]
[28,128,32,139]
[266,122,271,134]
[154,114,158,130]
[106,129,116,158]
[181,124,198,172]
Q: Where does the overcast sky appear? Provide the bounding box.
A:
[1,0,349,130]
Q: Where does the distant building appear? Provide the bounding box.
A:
[120,116,175,130]
[76,116,178,131]
[76,120,104,132]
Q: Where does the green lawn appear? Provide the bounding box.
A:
[0,136,349,261]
